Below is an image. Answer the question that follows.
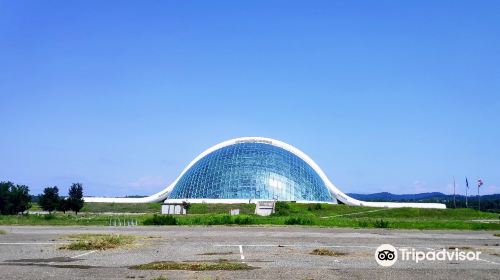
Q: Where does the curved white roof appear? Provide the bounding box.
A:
[84,137,446,209]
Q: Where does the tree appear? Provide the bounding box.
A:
[9,184,31,214]
[182,201,191,215]
[0,181,31,215]
[56,198,70,213]
[39,186,59,214]
[67,183,84,215]
[0,182,14,215]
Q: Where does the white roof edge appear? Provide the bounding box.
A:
[84,137,446,209]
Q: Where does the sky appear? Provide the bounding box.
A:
[1,1,499,197]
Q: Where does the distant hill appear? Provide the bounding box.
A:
[347,192,446,201]
[347,192,500,201]
[346,192,500,212]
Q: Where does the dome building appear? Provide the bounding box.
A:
[84,137,446,209]
[167,140,335,203]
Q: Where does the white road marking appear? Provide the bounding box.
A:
[478,258,500,265]
[239,245,245,261]
[423,247,500,265]
[0,242,67,245]
[71,250,97,259]
[214,244,500,266]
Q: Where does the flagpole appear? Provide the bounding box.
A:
[465,178,468,208]
[478,181,480,211]
[453,177,456,208]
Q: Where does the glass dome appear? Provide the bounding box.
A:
[168,141,334,202]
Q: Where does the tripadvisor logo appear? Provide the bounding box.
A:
[375,244,482,267]
[375,244,398,267]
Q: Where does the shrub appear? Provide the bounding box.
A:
[284,217,313,225]
[274,201,290,216]
[194,215,253,225]
[308,203,323,211]
[207,215,232,225]
[234,216,252,225]
[191,217,202,224]
[357,220,369,228]
[221,215,232,224]
[373,219,390,228]
[43,214,55,220]
[143,214,178,225]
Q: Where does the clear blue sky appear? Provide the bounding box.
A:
[1,1,499,196]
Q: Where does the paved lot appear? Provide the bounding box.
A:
[0,226,499,279]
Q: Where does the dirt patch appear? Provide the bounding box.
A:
[59,233,135,250]
[198,251,234,256]
[130,259,256,271]
[0,262,97,269]
[448,246,474,250]
[310,248,347,257]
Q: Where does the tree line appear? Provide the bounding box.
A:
[0,181,84,215]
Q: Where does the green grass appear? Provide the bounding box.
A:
[188,203,255,214]
[81,202,161,213]
[29,203,42,211]
[0,229,6,234]
[60,233,135,250]
[1,203,499,230]
[139,207,500,230]
[0,213,142,226]
[30,202,253,215]
[494,233,500,237]
[131,260,255,271]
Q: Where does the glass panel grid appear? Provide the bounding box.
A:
[168,142,333,202]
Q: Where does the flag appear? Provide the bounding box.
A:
[478,179,483,188]
[466,178,469,189]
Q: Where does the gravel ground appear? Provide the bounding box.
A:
[0,226,499,279]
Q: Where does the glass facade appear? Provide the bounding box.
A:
[168,141,334,202]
